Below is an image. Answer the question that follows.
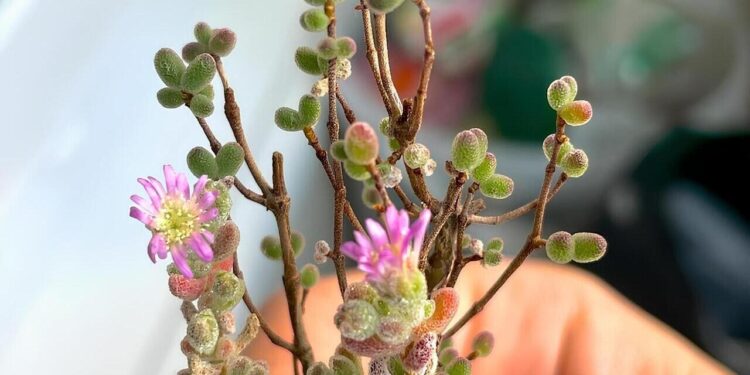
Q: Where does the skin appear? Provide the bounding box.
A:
[248,259,731,374]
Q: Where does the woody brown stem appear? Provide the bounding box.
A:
[443,116,568,340]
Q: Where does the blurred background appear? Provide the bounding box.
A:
[0,0,748,373]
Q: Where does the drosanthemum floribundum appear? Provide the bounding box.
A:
[341,205,431,279]
[129,164,219,278]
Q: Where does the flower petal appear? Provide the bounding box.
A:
[129,206,153,226]
[193,175,208,199]
[201,230,215,244]
[354,231,373,252]
[130,194,154,215]
[172,246,193,279]
[198,190,217,209]
[147,176,166,198]
[189,234,214,262]
[341,241,363,259]
[137,178,162,209]
[199,208,218,223]
[163,164,178,195]
[409,208,432,253]
[365,219,388,250]
[148,234,166,263]
[176,172,190,199]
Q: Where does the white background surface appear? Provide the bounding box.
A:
[0,1,333,373]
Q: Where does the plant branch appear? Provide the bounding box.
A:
[232,252,296,353]
[446,182,478,287]
[408,0,435,135]
[356,1,396,116]
[269,152,314,370]
[418,170,466,270]
[194,116,266,205]
[213,56,272,196]
[326,0,349,299]
[373,14,401,115]
[443,116,568,340]
[469,173,568,225]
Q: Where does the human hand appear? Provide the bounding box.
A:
[248,259,730,374]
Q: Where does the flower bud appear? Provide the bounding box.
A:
[336,37,357,59]
[317,37,339,60]
[210,271,245,311]
[181,53,216,94]
[314,240,330,264]
[208,28,237,57]
[186,309,219,355]
[260,235,282,260]
[547,79,574,110]
[335,300,379,341]
[470,152,497,183]
[292,230,306,258]
[469,239,483,256]
[300,9,329,32]
[404,143,431,169]
[182,42,207,63]
[559,100,593,126]
[366,0,407,14]
[300,264,320,289]
[546,231,574,264]
[345,122,379,165]
[306,362,333,375]
[451,130,486,172]
[422,159,437,176]
[446,358,471,375]
[295,47,326,75]
[329,355,358,375]
[213,221,240,261]
[560,149,589,178]
[194,22,212,46]
[216,142,244,178]
[572,232,607,263]
[480,174,514,199]
[472,331,495,357]
[154,48,186,88]
[189,94,214,118]
[378,163,403,188]
[169,274,207,301]
[330,140,348,161]
[157,87,184,108]
[542,134,574,164]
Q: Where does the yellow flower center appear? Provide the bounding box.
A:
[153,196,201,246]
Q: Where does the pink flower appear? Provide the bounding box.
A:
[341,205,431,279]
[129,165,219,278]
